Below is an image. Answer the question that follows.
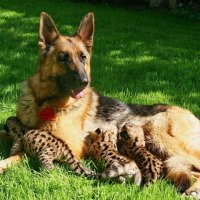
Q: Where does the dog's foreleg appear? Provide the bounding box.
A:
[0,129,24,173]
[0,152,24,173]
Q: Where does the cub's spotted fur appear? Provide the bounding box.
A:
[118,124,163,184]
[4,116,96,177]
[88,126,142,184]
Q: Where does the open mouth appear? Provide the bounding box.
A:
[71,88,85,99]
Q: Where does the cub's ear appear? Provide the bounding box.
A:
[39,12,60,51]
[76,13,94,53]
[120,130,129,140]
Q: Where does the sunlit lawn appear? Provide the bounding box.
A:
[0,0,199,199]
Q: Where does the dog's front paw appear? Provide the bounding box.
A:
[0,160,8,174]
[0,167,6,174]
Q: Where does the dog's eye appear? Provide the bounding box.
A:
[80,52,86,63]
[58,53,70,63]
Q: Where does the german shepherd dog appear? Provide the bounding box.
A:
[1,12,200,198]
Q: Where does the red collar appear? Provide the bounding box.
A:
[39,107,56,121]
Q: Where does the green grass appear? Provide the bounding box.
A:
[0,0,199,199]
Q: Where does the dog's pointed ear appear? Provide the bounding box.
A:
[76,13,94,53]
[39,12,60,50]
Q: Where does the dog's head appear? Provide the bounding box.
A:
[38,12,94,99]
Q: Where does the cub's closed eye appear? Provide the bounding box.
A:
[58,53,69,63]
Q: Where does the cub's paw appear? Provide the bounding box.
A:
[83,168,97,178]
[183,189,200,200]
[88,170,96,176]
[116,175,126,184]
[126,169,142,186]
[132,170,142,186]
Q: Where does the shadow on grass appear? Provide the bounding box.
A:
[0,0,199,115]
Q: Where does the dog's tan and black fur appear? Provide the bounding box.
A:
[1,12,200,198]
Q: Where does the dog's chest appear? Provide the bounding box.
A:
[39,109,90,159]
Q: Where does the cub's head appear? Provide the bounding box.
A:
[88,124,118,144]
[119,124,145,148]
[3,116,25,139]
[38,12,94,99]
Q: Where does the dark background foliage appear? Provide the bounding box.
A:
[72,0,200,20]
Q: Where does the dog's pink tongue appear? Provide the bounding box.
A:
[72,90,84,99]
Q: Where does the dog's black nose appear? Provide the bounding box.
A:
[73,69,89,87]
[81,76,88,86]
[76,73,88,86]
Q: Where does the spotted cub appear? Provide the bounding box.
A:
[88,125,142,185]
[4,116,96,177]
[118,124,163,184]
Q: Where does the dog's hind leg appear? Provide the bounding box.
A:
[164,156,193,193]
